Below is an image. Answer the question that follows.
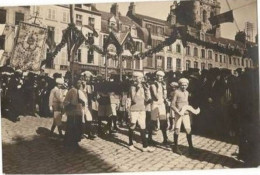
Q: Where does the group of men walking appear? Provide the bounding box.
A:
[1,66,259,165]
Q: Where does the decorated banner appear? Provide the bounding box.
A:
[10,22,48,71]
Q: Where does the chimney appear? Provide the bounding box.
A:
[128,2,135,15]
[110,3,119,17]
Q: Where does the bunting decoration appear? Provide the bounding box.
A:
[10,22,48,71]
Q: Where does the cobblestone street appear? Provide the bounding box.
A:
[2,116,245,174]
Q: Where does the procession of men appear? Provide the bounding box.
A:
[0,66,259,167]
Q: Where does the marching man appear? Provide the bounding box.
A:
[49,78,67,138]
[150,71,169,144]
[171,78,194,155]
[128,72,155,152]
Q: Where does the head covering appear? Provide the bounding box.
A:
[23,71,29,76]
[56,78,64,85]
[170,82,179,87]
[178,78,189,85]
[156,71,165,76]
[133,72,144,78]
[16,69,22,74]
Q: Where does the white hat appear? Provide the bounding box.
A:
[178,78,189,85]
[170,82,179,87]
[156,71,165,76]
[56,78,64,85]
[16,69,22,73]
[133,72,144,78]
[23,71,29,76]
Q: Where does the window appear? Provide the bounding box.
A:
[242,59,244,66]
[167,45,172,51]
[186,60,191,70]
[194,47,198,57]
[76,14,82,26]
[233,57,236,65]
[203,10,207,23]
[229,57,232,64]
[135,59,141,70]
[246,60,248,67]
[15,12,24,25]
[219,55,222,63]
[250,60,252,67]
[60,65,68,70]
[0,9,6,24]
[201,49,205,58]
[47,9,56,20]
[156,56,163,69]
[0,35,5,50]
[201,33,205,41]
[208,64,212,69]
[176,44,181,53]
[47,26,55,42]
[208,50,212,59]
[157,26,164,36]
[126,60,132,69]
[62,12,69,23]
[135,41,142,52]
[167,57,172,69]
[147,56,153,67]
[238,58,240,66]
[215,53,218,62]
[88,17,95,28]
[223,55,226,63]
[194,61,198,68]
[75,4,82,8]
[176,58,181,71]
[186,46,190,55]
[201,62,206,70]
[45,49,54,68]
[77,49,81,62]
[87,49,94,63]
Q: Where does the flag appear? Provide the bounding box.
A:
[10,22,48,71]
[209,10,234,26]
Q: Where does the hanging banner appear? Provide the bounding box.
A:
[10,22,48,71]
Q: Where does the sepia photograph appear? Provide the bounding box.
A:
[0,0,259,174]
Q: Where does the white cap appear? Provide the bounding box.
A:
[133,72,144,78]
[170,82,179,87]
[23,71,29,76]
[178,78,189,85]
[16,69,22,73]
[156,71,165,76]
[56,78,64,85]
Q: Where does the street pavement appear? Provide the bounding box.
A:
[2,116,245,174]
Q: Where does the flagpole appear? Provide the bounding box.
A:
[69,4,75,83]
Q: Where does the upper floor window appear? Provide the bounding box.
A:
[0,9,7,24]
[62,12,70,23]
[88,17,95,28]
[15,12,24,25]
[208,50,212,59]
[219,55,222,63]
[176,58,181,71]
[201,62,206,70]
[186,46,190,55]
[47,9,56,20]
[167,57,172,69]
[76,14,82,26]
[201,49,205,58]
[215,53,218,62]
[87,49,94,63]
[194,47,198,57]
[186,60,191,70]
[194,61,198,68]
[208,63,213,69]
[135,59,141,70]
[176,44,181,53]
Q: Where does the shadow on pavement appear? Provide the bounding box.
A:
[173,144,245,168]
[2,127,119,174]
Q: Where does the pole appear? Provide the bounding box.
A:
[69,4,75,83]
[119,54,123,82]
[105,54,108,80]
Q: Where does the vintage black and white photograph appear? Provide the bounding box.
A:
[0,0,259,174]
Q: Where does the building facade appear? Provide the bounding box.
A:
[0,1,256,75]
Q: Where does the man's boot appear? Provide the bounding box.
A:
[187,133,194,154]
[173,133,182,155]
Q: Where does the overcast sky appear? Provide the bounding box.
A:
[96,0,258,41]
